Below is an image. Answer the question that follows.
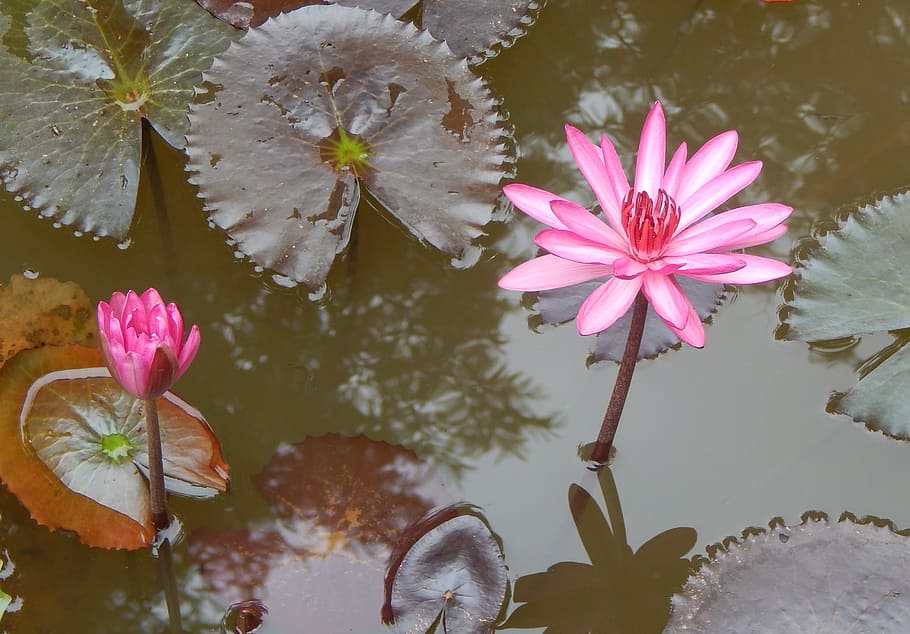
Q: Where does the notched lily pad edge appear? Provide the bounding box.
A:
[460,0,547,66]
[691,509,909,568]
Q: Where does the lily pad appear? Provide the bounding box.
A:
[193,0,542,62]
[537,276,724,363]
[386,511,508,634]
[781,192,910,437]
[665,513,910,633]
[185,4,511,289]
[504,469,695,633]
[0,345,229,549]
[0,274,96,367]
[0,0,237,239]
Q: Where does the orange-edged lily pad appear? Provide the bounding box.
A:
[0,274,96,366]
[0,344,229,550]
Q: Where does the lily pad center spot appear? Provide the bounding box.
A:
[319,127,372,176]
[100,432,134,463]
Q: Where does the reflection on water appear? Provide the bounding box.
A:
[503,468,695,633]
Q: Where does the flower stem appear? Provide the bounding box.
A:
[589,292,649,468]
[144,397,170,531]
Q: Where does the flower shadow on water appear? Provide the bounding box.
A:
[502,468,696,634]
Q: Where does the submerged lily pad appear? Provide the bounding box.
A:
[0,0,236,239]
[186,4,510,289]
[0,345,229,549]
[536,276,724,363]
[0,274,96,366]
[665,513,910,633]
[781,192,910,437]
[386,511,508,634]
[194,0,542,61]
[504,469,695,633]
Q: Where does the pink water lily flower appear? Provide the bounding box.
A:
[97,289,201,399]
[499,101,792,348]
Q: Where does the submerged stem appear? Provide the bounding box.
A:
[144,397,170,530]
[589,292,649,468]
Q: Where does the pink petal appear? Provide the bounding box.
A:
[634,101,666,198]
[177,325,201,375]
[669,203,791,253]
[677,161,763,230]
[498,255,613,291]
[664,219,757,255]
[681,254,792,284]
[576,276,643,335]
[107,292,127,315]
[641,271,691,330]
[535,230,624,264]
[719,224,788,251]
[661,142,688,200]
[666,253,746,276]
[600,134,631,229]
[612,256,648,279]
[503,184,568,229]
[677,130,738,203]
[549,199,629,252]
[140,288,165,313]
[666,303,706,348]
[565,125,622,225]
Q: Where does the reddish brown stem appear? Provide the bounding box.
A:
[144,397,170,531]
[589,292,649,467]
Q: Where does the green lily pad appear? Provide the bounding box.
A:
[665,513,910,633]
[193,0,542,62]
[385,511,508,634]
[185,4,511,289]
[537,276,724,364]
[504,469,695,633]
[781,191,910,437]
[0,0,236,239]
[0,345,229,550]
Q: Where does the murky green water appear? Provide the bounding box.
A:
[2,0,910,632]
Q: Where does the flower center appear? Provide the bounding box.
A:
[100,433,135,464]
[621,188,680,261]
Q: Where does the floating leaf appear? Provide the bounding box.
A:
[781,192,910,437]
[0,274,96,366]
[0,0,237,239]
[504,469,695,633]
[386,511,507,634]
[536,276,724,363]
[665,513,910,633]
[189,434,449,632]
[186,4,511,289]
[0,345,229,549]
[193,0,542,61]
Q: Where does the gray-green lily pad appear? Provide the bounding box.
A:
[0,0,236,240]
[782,191,910,437]
[537,276,724,363]
[665,513,910,633]
[186,4,510,289]
[193,0,542,62]
[387,512,507,634]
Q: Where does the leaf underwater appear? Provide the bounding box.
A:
[186,4,511,289]
[0,0,237,240]
[782,191,910,438]
[665,513,910,633]
[0,345,229,550]
[0,274,97,366]
[194,0,543,61]
[386,511,508,634]
[538,276,724,363]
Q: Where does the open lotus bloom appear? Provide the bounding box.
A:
[499,101,792,348]
[97,289,201,399]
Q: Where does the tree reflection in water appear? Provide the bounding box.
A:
[503,468,696,633]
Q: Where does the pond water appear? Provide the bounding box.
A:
[2,0,910,632]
